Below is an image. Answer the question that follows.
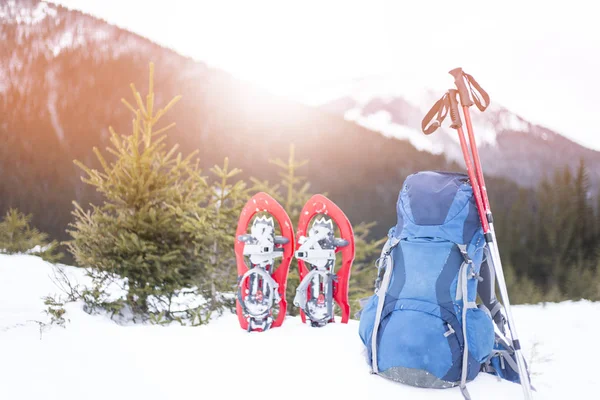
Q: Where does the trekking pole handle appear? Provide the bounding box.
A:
[449,68,474,107]
[448,89,462,129]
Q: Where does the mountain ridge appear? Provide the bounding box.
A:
[2,0,465,242]
[320,91,600,189]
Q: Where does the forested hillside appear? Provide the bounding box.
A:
[2,0,599,302]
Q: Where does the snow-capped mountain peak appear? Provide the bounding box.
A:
[321,87,599,189]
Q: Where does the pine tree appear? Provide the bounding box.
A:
[250,144,311,315]
[250,144,383,317]
[506,188,535,279]
[347,221,386,314]
[561,159,600,301]
[596,189,600,242]
[0,208,63,262]
[534,167,576,292]
[251,144,311,222]
[503,262,546,305]
[67,63,216,321]
[181,157,248,316]
[572,159,594,263]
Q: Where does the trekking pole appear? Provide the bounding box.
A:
[449,68,533,400]
[421,90,489,234]
[448,68,491,212]
[446,89,490,234]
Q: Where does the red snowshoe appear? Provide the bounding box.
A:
[294,195,355,327]
[235,192,294,332]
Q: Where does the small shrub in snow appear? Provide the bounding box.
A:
[66,63,246,325]
[0,208,63,263]
[42,295,68,327]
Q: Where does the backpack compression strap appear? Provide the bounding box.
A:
[477,250,507,333]
[371,236,400,374]
[457,244,477,400]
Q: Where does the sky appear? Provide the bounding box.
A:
[50,0,600,150]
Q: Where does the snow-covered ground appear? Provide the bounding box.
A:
[0,254,596,400]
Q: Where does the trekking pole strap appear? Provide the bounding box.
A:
[421,92,449,135]
[449,68,490,111]
[422,69,490,134]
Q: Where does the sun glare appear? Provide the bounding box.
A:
[50,0,600,149]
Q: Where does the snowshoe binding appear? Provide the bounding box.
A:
[235,192,294,332]
[294,195,355,327]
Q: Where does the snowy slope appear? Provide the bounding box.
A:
[0,254,596,400]
[321,90,600,190]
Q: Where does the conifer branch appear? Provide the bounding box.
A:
[73,159,93,176]
[93,147,110,174]
[147,62,155,116]
[162,95,182,115]
[121,99,137,115]
[152,122,176,137]
[130,83,148,119]
[163,144,180,164]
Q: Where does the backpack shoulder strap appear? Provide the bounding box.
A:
[371,235,400,374]
[457,244,475,400]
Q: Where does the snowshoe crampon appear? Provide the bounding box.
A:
[294,195,355,326]
[235,192,294,332]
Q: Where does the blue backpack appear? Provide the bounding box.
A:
[359,171,498,398]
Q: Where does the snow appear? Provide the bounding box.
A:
[52,31,74,57]
[0,254,597,400]
[338,92,504,159]
[333,79,555,160]
[1,0,57,25]
[346,109,446,155]
[458,107,532,149]
[501,111,530,133]
[44,69,65,143]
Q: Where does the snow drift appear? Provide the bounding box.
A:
[0,254,596,399]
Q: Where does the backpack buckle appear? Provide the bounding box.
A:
[457,244,472,264]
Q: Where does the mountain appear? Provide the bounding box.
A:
[1,0,469,242]
[321,90,600,190]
